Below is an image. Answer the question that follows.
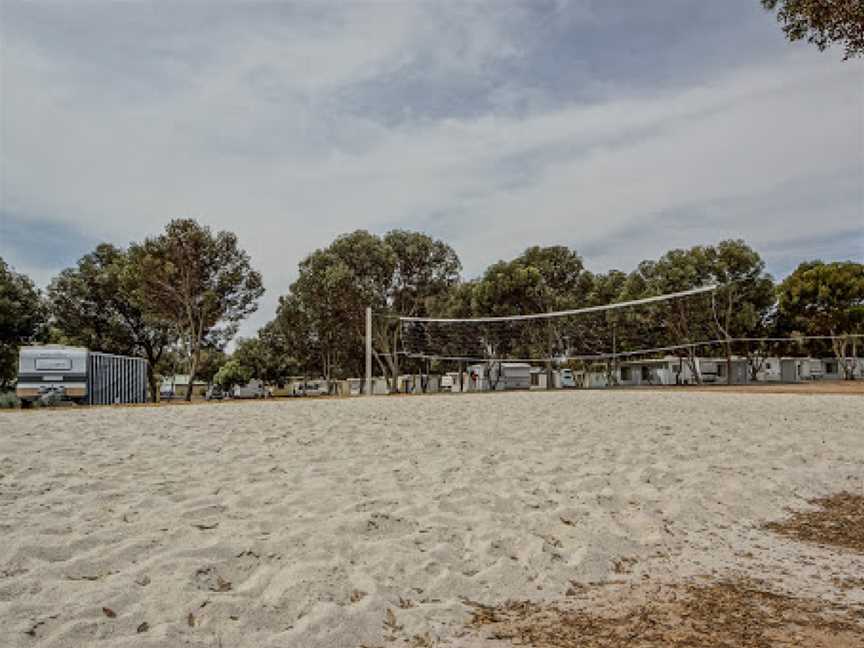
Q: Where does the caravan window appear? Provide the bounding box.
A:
[825,362,836,374]
[35,357,72,371]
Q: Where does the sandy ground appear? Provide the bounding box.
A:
[1,390,863,647]
[629,379,864,396]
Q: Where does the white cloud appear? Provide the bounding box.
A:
[1,3,861,338]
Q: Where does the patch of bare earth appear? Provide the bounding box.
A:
[462,580,864,647]
[765,492,864,553]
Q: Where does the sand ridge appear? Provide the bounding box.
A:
[0,391,862,646]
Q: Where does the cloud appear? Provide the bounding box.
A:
[1,1,861,338]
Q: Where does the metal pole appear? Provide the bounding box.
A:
[365,307,372,396]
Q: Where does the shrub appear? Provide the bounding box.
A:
[0,391,20,409]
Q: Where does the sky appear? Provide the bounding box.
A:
[1,1,862,339]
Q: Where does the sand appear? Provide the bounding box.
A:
[1,390,862,647]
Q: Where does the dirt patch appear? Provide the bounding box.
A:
[766,492,864,553]
[463,580,864,647]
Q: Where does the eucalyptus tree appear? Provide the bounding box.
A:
[777,260,864,378]
[48,244,176,401]
[0,258,46,389]
[132,219,264,400]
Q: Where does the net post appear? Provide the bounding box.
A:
[365,307,373,396]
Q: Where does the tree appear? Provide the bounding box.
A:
[762,0,864,59]
[133,219,264,400]
[288,232,392,385]
[376,230,461,389]
[213,358,252,391]
[48,243,176,401]
[704,240,775,384]
[232,331,298,386]
[624,249,715,382]
[472,246,591,385]
[195,346,228,385]
[623,242,775,384]
[777,260,864,378]
[275,230,461,392]
[0,258,46,389]
[271,293,323,381]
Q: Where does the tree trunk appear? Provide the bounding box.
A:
[143,346,163,403]
[147,365,159,403]
[373,351,391,392]
[687,349,701,385]
[185,344,201,402]
[830,332,850,380]
[725,339,733,385]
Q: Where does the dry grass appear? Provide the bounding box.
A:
[456,491,864,647]
[464,580,864,647]
[766,492,864,553]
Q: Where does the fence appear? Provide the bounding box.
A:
[87,352,148,405]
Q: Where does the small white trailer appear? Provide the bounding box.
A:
[16,345,148,406]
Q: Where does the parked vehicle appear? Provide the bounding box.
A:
[559,368,576,388]
[232,379,268,399]
[205,384,225,401]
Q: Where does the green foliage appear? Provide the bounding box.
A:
[0,391,20,409]
[214,359,252,390]
[777,260,864,376]
[763,0,864,59]
[195,347,228,385]
[268,229,460,386]
[384,230,462,316]
[133,219,264,400]
[0,257,48,389]
[473,246,589,316]
[777,260,864,332]
[232,330,297,385]
[619,240,775,382]
[48,243,176,401]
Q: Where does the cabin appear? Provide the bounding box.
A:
[617,358,683,386]
[698,358,750,385]
[529,368,577,389]
[345,377,390,396]
[466,362,531,391]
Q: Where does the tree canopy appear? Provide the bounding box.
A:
[0,258,47,388]
[48,244,175,400]
[133,219,264,400]
[762,0,864,59]
[777,260,864,376]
